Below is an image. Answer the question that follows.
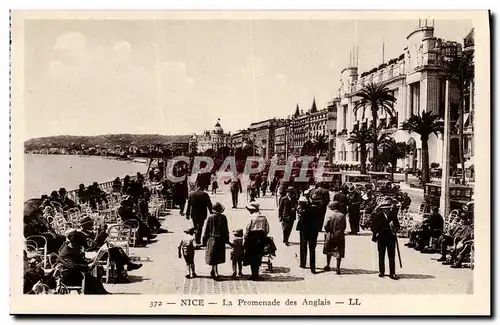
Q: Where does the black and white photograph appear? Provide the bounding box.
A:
[10,10,490,315]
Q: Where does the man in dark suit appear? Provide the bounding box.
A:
[371,198,400,280]
[347,187,363,235]
[186,186,213,244]
[310,182,330,232]
[333,186,349,215]
[278,186,298,246]
[296,196,320,273]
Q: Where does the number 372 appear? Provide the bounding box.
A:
[150,301,163,308]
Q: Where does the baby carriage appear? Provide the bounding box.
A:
[261,236,277,271]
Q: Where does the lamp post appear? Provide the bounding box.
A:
[439,79,451,218]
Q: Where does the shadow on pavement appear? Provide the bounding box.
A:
[398,273,435,280]
[258,274,304,282]
[126,275,151,283]
[334,268,378,275]
[262,266,290,274]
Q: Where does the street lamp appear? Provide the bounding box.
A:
[439,80,451,218]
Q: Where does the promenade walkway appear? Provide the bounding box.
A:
[105,186,473,295]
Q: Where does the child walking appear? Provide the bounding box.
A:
[230,229,245,277]
[178,227,197,278]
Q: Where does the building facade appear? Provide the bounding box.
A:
[334,22,472,171]
[289,99,330,156]
[196,120,232,153]
[248,119,278,159]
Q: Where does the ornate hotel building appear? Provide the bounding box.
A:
[334,22,473,171]
[289,99,330,156]
[196,119,232,153]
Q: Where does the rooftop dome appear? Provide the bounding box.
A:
[212,119,224,134]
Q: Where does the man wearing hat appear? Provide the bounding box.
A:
[347,186,363,235]
[59,188,79,211]
[186,186,213,245]
[309,182,330,232]
[333,185,349,215]
[278,186,298,246]
[296,195,320,273]
[370,198,401,280]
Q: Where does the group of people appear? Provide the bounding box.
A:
[405,206,474,269]
[24,172,173,295]
[179,184,275,281]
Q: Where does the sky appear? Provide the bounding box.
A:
[23,16,473,140]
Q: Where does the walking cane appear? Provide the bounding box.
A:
[395,234,403,269]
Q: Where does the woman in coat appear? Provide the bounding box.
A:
[323,201,347,275]
[243,202,270,280]
[202,202,230,281]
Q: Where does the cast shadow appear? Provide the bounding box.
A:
[333,268,379,275]
[258,274,304,282]
[261,266,290,274]
[398,273,435,280]
[125,275,150,283]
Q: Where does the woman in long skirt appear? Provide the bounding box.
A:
[202,202,230,281]
[323,201,347,275]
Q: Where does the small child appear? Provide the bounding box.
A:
[230,229,245,277]
[178,227,197,278]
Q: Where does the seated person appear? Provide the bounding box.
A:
[117,198,156,245]
[420,206,445,253]
[444,216,474,268]
[401,193,412,211]
[436,216,464,262]
[79,217,142,284]
[55,229,110,294]
[112,177,122,193]
[138,195,164,234]
[58,188,80,211]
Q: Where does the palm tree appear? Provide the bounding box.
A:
[347,127,374,174]
[401,111,443,185]
[441,44,474,184]
[313,134,329,156]
[354,82,397,169]
[377,139,407,180]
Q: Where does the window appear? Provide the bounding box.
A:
[410,82,420,115]
[343,105,348,130]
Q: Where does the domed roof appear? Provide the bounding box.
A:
[212,120,224,134]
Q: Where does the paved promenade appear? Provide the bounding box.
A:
[105,186,473,295]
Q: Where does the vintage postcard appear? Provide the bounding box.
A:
[10,10,490,315]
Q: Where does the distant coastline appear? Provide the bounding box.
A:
[25,153,149,164]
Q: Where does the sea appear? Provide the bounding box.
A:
[24,154,148,200]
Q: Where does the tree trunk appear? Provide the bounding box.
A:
[421,136,430,185]
[360,146,367,174]
[458,82,466,185]
[390,159,396,182]
[371,107,379,171]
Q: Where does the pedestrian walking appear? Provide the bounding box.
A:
[230,229,245,277]
[225,175,242,208]
[278,186,298,246]
[178,227,197,279]
[261,177,268,197]
[323,201,347,275]
[371,198,401,280]
[297,195,320,273]
[211,173,219,194]
[202,202,230,281]
[243,202,270,280]
[186,186,213,245]
[310,182,330,232]
[347,186,362,235]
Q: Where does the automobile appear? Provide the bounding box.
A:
[424,182,474,211]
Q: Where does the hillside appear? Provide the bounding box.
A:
[24,134,192,150]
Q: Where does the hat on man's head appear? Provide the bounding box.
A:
[287,186,295,192]
[79,215,94,230]
[59,188,67,195]
[329,201,341,211]
[298,196,309,205]
[213,202,225,214]
[246,202,260,211]
[233,229,243,237]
